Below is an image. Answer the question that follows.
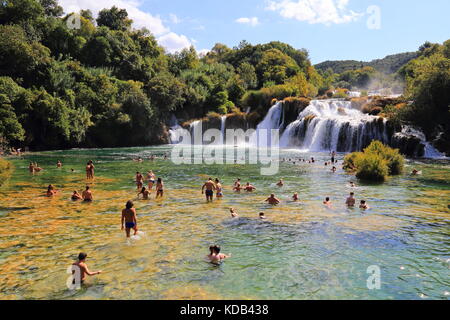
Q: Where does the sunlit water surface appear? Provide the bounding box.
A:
[0,146,449,300]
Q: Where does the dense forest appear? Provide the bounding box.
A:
[0,0,449,154]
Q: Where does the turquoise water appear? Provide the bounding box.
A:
[0,145,449,300]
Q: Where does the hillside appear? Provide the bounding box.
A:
[315,52,418,74]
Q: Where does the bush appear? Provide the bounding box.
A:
[344,141,405,182]
[0,158,13,187]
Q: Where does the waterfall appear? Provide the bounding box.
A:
[168,115,190,144]
[394,126,446,158]
[221,116,226,145]
[250,102,284,147]
[279,100,390,152]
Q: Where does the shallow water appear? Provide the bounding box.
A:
[0,146,449,300]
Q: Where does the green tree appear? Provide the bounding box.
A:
[97,6,132,31]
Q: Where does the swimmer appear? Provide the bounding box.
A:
[276,179,284,187]
[82,186,93,202]
[349,181,356,188]
[207,245,231,264]
[46,185,57,197]
[233,178,241,188]
[137,187,150,200]
[359,200,370,210]
[325,162,328,166]
[331,166,337,173]
[330,151,336,163]
[135,172,144,190]
[229,208,238,218]
[34,163,43,172]
[29,162,35,173]
[71,252,102,286]
[411,169,421,175]
[202,178,216,202]
[259,212,267,220]
[215,178,223,198]
[323,197,332,208]
[346,192,356,207]
[292,193,299,201]
[71,168,74,172]
[311,157,315,163]
[233,179,242,192]
[71,190,82,201]
[121,200,138,238]
[56,160,62,168]
[265,194,280,205]
[155,178,164,198]
[244,183,256,192]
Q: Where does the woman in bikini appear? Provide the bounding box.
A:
[156,178,164,198]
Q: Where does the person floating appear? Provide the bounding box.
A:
[265,194,280,205]
[82,186,93,202]
[202,178,216,202]
[346,192,356,207]
[71,252,102,286]
[121,200,138,238]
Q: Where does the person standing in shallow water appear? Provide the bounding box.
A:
[215,178,223,198]
[82,186,93,202]
[346,192,356,207]
[121,200,138,238]
[155,178,164,198]
[202,178,216,202]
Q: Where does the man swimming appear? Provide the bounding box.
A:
[331,166,337,173]
[71,252,102,286]
[244,183,256,192]
[323,197,332,208]
[56,160,62,168]
[215,178,223,198]
[229,208,238,218]
[82,186,93,202]
[346,192,356,207]
[259,212,267,220]
[207,245,231,264]
[138,187,150,200]
[46,185,57,197]
[265,194,280,205]
[292,193,299,201]
[121,200,138,238]
[276,179,284,187]
[202,178,216,202]
[71,190,82,201]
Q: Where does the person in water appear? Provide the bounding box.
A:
[155,178,164,198]
[135,172,144,190]
[71,252,102,286]
[331,151,336,164]
[233,179,242,192]
[46,185,57,197]
[86,161,94,179]
[34,163,43,172]
[349,181,356,188]
[331,166,337,173]
[259,212,267,220]
[147,170,156,190]
[29,162,35,173]
[265,194,280,205]
[202,178,216,202]
[207,245,231,264]
[215,178,223,198]
[244,183,256,192]
[359,200,370,210]
[56,160,62,168]
[82,186,93,202]
[323,197,332,208]
[229,208,238,218]
[292,193,299,201]
[276,179,284,187]
[71,190,82,201]
[138,187,150,200]
[121,200,138,238]
[346,192,356,207]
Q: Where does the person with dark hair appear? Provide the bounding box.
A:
[323,197,332,208]
[82,186,93,202]
[276,179,284,187]
[207,245,231,264]
[46,185,57,197]
[359,200,370,210]
[215,178,223,198]
[72,252,102,286]
[346,192,356,207]
[259,212,267,220]
[156,178,164,198]
[202,178,216,202]
[71,190,82,201]
[233,178,242,192]
[56,160,62,168]
[135,172,144,190]
[121,200,137,238]
[137,187,150,200]
[229,208,238,218]
[265,194,280,205]
[86,161,95,179]
[292,193,299,201]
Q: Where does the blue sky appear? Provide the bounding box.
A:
[60,0,450,64]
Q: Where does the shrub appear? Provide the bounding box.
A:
[344,141,405,182]
[0,158,13,187]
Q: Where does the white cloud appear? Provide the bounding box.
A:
[267,0,362,25]
[157,32,192,54]
[235,17,260,27]
[58,0,194,53]
[169,13,181,24]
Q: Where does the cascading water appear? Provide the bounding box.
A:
[168,115,190,144]
[221,116,227,145]
[250,101,284,147]
[280,100,389,152]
